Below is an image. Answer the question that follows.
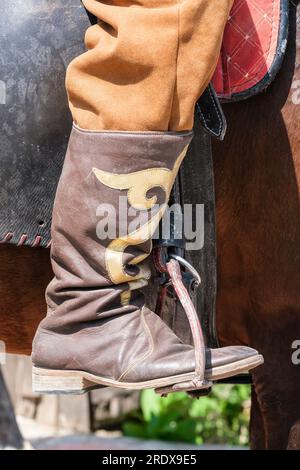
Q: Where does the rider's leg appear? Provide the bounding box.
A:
[32,0,263,393]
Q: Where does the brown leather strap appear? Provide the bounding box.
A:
[166,258,206,383]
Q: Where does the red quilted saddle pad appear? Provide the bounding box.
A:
[212,0,289,101]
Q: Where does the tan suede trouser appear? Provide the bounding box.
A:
[66,0,233,132]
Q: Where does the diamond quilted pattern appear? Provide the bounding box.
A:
[212,0,281,98]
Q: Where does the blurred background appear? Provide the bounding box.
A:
[1,354,250,450]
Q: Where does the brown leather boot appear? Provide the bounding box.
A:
[32,126,263,394]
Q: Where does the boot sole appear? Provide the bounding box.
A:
[32,354,263,394]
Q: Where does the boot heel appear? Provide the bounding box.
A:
[32,367,97,394]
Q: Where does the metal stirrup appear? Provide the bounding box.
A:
[168,253,201,286]
[155,258,212,395]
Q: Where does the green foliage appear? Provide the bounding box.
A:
[123,384,250,446]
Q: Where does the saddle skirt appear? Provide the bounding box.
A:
[0,0,88,247]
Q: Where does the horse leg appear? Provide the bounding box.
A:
[251,326,300,450]
[249,386,266,449]
[216,290,300,449]
[253,383,300,449]
[287,420,300,450]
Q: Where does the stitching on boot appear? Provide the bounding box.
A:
[117,307,154,382]
[73,123,193,138]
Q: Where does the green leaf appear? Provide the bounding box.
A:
[123,384,251,446]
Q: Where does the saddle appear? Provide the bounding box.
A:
[213,0,288,101]
[0,0,289,366]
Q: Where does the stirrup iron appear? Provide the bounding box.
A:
[155,258,212,396]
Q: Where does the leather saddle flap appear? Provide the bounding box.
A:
[0,1,88,247]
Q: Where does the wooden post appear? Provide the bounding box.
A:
[0,367,24,449]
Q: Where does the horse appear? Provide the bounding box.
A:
[1,0,300,451]
[213,1,300,449]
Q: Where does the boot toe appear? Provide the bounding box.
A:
[206,345,259,369]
